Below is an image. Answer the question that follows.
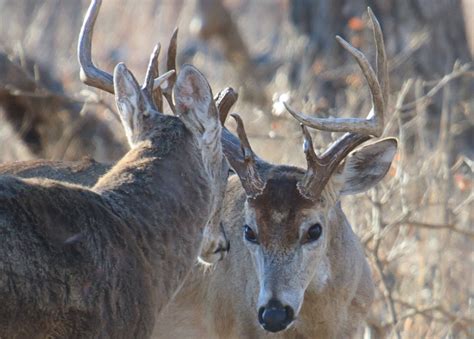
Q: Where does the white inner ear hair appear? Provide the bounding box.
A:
[176,84,194,110]
[116,99,138,148]
[322,172,346,206]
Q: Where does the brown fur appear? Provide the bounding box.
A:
[155,138,397,338]
[0,135,395,338]
[155,171,373,338]
[0,65,225,338]
[250,171,313,249]
[0,157,110,186]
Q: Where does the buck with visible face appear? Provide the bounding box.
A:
[0,0,229,337]
[155,9,397,338]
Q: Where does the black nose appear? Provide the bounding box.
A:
[258,299,294,333]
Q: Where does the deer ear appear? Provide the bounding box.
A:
[338,138,398,195]
[113,63,143,147]
[174,65,218,134]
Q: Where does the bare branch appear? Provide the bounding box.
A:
[395,220,474,239]
[401,62,471,111]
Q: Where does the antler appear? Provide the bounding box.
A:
[145,43,164,112]
[285,8,388,200]
[215,87,239,125]
[298,126,370,199]
[227,114,265,198]
[159,28,179,114]
[284,8,386,137]
[78,0,114,93]
[78,0,173,97]
[215,88,264,185]
[142,43,161,110]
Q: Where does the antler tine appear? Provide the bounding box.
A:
[368,7,389,105]
[152,70,175,113]
[78,0,114,94]
[215,87,239,125]
[232,114,256,163]
[142,43,161,109]
[284,9,385,137]
[335,35,384,136]
[298,124,323,198]
[151,57,164,112]
[300,124,320,168]
[79,0,174,98]
[166,28,178,81]
[143,44,176,112]
[143,43,179,96]
[153,70,176,89]
[229,114,265,198]
[144,44,161,92]
[161,28,179,114]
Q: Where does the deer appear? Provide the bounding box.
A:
[0,0,230,337]
[0,5,236,266]
[153,8,397,338]
[0,92,236,265]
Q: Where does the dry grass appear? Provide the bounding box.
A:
[0,0,472,337]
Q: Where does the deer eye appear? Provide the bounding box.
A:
[243,225,259,244]
[306,223,323,243]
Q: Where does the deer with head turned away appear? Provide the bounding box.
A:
[0,94,235,267]
[0,0,229,337]
[0,4,232,266]
[154,8,397,338]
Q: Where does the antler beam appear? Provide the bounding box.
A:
[286,8,388,201]
[284,8,386,138]
[78,0,174,96]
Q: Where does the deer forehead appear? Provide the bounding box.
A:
[244,177,322,245]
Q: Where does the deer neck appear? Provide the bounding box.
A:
[94,116,202,216]
[95,135,212,225]
[92,118,213,291]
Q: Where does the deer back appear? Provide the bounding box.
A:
[0,175,156,338]
[0,157,111,186]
